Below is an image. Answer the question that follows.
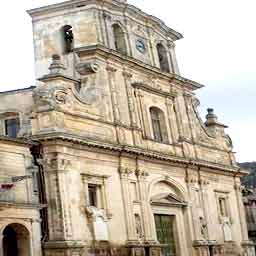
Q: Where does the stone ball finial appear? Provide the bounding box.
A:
[49,54,66,74]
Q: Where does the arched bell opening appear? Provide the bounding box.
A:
[2,223,31,256]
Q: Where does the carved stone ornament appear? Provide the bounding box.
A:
[135,169,149,178]
[85,206,108,222]
[86,206,109,241]
[33,85,72,111]
[76,62,100,76]
[73,62,104,105]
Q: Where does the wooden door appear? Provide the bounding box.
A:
[154,214,176,256]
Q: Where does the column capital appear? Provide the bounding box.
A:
[119,167,133,179]
[123,71,133,78]
[106,66,117,72]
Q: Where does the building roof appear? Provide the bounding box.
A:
[0,86,35,96]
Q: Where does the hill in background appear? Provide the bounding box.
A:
[239,162,256,188]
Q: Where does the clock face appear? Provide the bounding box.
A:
[136,39,146,53]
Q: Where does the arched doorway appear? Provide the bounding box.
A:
[3,223,30,256]
[149,180,189,256]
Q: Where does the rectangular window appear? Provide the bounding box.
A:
[88,184,98,207]
[130,182,138,201]
[5,118,20,138]
[152,118,163,142]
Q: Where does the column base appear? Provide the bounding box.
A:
[241,240,256,256]
[43,240,86,256]
[125,242,164,256]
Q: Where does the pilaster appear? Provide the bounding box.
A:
[106,66,120,124]
[123,71,138,128]
[234,181,249,241]
[119,167,137,242]
[168,41,180,75]
[135,169,154,243]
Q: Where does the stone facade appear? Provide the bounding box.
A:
[243,189,256,243]
[0,0,254,255]
[0,135,42,256]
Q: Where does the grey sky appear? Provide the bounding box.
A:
[1,0,255,162]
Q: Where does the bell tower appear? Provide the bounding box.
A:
[28,0,182,82]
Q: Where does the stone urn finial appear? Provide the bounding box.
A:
[205,108,218,125]
[49,54,66,74]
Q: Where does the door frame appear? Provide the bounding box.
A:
[151,205,189,256]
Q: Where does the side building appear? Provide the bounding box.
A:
[0,0,254,256]
[0,88,43,256]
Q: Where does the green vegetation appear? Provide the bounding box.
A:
[239,162,256,188]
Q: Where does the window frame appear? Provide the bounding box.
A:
[81,173,112,218]
[156,43,170,73]
[149,106,169,143]
[112,23,127,55]
[4,117,20,138]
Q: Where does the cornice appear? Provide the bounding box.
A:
[75,44,204,91]
[132,81,177,99]
[0,202,47,210]
[0,136,36,147]
[27,0,183,41]
[31,132,241,175]
[38,73,80,84]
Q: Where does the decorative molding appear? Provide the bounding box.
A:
[74,45,204,91]
[132,81,177,99]
[32,132,243,176]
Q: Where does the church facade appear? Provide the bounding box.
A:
[0,0,254,255]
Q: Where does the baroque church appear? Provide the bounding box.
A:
[0,0,254,255]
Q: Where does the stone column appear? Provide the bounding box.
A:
[107,66,120,124]
[185,175,201,242]
[136,169,155,242]
[234,182,249,241]
[136,90,151,139]
[0,234,3,256]
[165,97,176,145]
[123,71,138,128]
[199,178,211,241]
[119,167,137,243]
[168,41,180,75]
[42,154,85,256]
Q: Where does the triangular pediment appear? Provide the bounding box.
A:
[150,193,187,207]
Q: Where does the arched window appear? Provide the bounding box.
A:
[156,43,170,73]
[150,107,168,143]
[62,25,74,53]
[112,24,127,55]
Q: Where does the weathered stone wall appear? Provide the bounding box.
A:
[0,139,42,256]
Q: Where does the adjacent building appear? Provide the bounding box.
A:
[0,0,254,255]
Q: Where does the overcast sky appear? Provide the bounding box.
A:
[1,0,255,162]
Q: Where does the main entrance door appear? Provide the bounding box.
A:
[154,214,176,256]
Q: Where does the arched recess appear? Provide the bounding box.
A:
[112,23,127,55]
[148,176,187,202]
[156,43,170,73]
[148,177,189,256]
[2,223,31,256]
[149,106,169,143]
[62,24,74,53]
